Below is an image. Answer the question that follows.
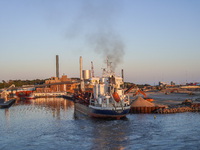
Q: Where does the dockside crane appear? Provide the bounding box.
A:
[1,84,15,101]
[133,89,153,102]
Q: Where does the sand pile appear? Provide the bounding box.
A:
[131,96,155,107]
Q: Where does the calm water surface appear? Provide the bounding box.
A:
[0,98,200,150]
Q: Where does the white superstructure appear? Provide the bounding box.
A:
[75,56,131,119]
[89,57,130,109]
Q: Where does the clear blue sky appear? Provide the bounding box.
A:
[0,0,199,85]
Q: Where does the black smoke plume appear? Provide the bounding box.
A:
[66,0,124,71]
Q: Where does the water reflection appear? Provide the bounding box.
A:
[33,98,74,110]
[32,98,74,120]
[90,119,129,150]
[1,98,200,150]
[5,108,10,127]
[73,108,129,149]
[14,98,74,120]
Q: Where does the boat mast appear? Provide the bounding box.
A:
[91,61,94,78]
[106,56,112,75]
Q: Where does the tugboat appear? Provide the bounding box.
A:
[74,57,131,120]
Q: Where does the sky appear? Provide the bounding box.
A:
[0,0,199,85]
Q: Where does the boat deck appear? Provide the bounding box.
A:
[0,99,16,109]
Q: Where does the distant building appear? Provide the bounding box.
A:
[159,81,167,87]
[45,75,71,84]
[35,75,79,94]
[171,81,175,86]
[186,82,199,86]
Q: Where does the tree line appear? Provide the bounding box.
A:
[0,79,46,89]
[0,79,151,90]
[124,82,150,89]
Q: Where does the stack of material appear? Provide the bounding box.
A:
[130,96,159,113]
[131,96,155,107]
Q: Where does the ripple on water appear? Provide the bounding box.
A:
[0,98,200,150]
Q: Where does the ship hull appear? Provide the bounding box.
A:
[74,103,130,119]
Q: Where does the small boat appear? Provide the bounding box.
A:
[25,93,35,100]
[74,57,131,120]
[16,91,34,98]
[0,98,16,109]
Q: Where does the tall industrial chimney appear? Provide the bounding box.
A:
[80,56,83,80]
[56,55,59,78]
[121,69,124,82]
[80,56,85,91]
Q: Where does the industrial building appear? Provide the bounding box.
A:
[35,75,79,94]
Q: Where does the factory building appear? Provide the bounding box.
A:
[35,75,79,94]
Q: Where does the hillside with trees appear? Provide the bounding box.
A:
[0,79,46,89]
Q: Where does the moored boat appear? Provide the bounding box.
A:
[74,57,131,120]
[25,93,35,100]
[0,98,16,109]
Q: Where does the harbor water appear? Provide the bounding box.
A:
[0,98,200,150]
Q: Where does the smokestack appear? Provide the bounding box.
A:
[56,55,59,78]
[80,56,83,80]
[80,56,84,91]
[122,69,124,89]
[121,69,124,81]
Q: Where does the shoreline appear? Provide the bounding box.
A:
[128,91,200,114]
